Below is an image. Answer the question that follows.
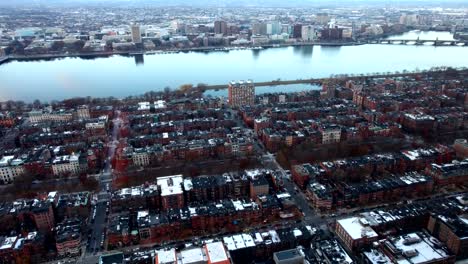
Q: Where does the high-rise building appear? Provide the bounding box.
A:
[252,22,267,35]
[228,80,255,108]
[266,21,281,35]
[214,20,228,35]
[301,25,316,42]
[131,24,142,44]
[293,24,303,38]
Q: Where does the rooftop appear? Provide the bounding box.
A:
[274,248,303,261]
[156,248,176,264]
[205,242,229,264]
[384,232,451,264]
[337,217,378,240]
[156,175,184,196]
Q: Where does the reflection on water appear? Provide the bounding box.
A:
[319,46,342,57]
[293,45,314,56]
[252,49,261,60]
[1,33,467,102]
[134,54,144,66]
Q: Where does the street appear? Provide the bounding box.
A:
[79,111,121,264]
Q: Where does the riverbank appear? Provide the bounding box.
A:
[2,41,364,63]
[201,68,468,92]
[3,42,468,102]
[0,56,9,64]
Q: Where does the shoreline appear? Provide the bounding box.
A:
[3,68,465,103]
[1,42,363,63]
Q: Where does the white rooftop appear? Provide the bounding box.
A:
[363,249,392,264]
[205,242,228,264]
[392,233,449,264]
[337,217,378,240]
[0,236,17,250]
[156,248,176,264]
[0,156,14,167]
[179,247,206,264]
[156,175,184,196]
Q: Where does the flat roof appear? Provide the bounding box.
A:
[156,175,184,196]
[180,248,205,264]
[0,156,14,166]
[337,217,378,240]
[156,248,176,264]
[391,233,449,264]
[205,242,228,263]
[274,248,302,261]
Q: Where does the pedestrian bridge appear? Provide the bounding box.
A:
[368,39,467,46]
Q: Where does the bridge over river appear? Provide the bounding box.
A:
[369,38,467,46]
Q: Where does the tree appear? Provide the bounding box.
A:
[32,99,41,109]
[179,84,193,93]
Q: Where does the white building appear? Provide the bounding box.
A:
[52,154,84,176]
[132,150,150,167]
[0,156,25,184]
[320,126,342,144]
[28,110,73,123]
[76,105,90,119]
[400,14,420,26]
[335,217,379,251]
[251,35,269,45]
[301,25,316,42]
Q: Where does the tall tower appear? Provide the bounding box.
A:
[228,80,255,108]
[214,20,227,35]
[131,24,142,44]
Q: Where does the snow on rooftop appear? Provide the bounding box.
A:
[293,228,303,237]
[137,210,149,219]
[392,233,448,264]
[232,200,244,211]
[0,156,14,166]
[183,179,193,191]
[157,175,183,196]
[276,193,292,199]
[337,217,378,240]
[0,236,17,250]
[363,249,392,264]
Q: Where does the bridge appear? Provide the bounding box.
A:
[368,38,467,46]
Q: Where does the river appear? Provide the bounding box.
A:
[0,31,467,102]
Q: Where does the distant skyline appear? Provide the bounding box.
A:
[1,0,468,8]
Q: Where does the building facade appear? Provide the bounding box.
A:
[228,80,255,108]
[131,24,142,44]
